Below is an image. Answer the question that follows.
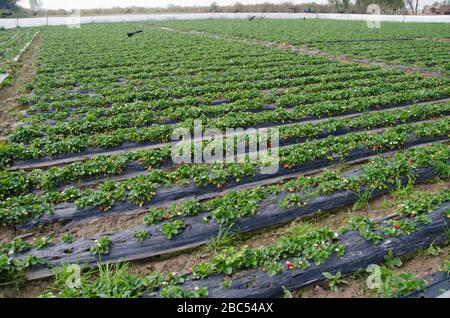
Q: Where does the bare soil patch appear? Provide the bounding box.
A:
[0,33,42,137]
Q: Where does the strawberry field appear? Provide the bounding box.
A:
[0,20,449,299]
[156,19,450,75]
[0,28,37,79]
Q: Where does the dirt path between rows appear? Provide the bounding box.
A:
[157,27,445,78]
[0,32,42,138]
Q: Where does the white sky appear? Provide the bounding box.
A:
[18,0,438,10]
[19,1,323,10]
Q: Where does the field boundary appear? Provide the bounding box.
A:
[1,13,449,29]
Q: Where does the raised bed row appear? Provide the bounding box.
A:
[6,96,450,171]
[18,133,449,230]
[5,117,448,230]
[150,203,448,298]
[14,145,449,280]
[405,272,449,298]
[3,102,449,199]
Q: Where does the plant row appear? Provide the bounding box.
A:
[3,86,449,167]
[5,182,448,294]
[2,101,449,199]
[14,73,440,142]
[4,142,449,283]
[1,119,448,226]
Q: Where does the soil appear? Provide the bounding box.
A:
[0,33,42,137]
[0,279,52,298]
[0,210,148,246]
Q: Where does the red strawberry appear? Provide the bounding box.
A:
[286,261,295,269]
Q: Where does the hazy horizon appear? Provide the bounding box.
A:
[19,0,326,11]
[18,0,439,11]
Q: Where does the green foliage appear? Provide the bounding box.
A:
[353,190,372,210]
[374,267,427,298]
[0,238,31,255]
[282,286,293,298]
[143,208,165,225]
[90,236,111,256]
[322,271,349,292]
[205,225,238,253]
[133,230,150,241]
[263,261,284,277]
[421,242,443,257]
[0,254,43,284]
[192,226,344,279]
[349,216,383,244]
[221,278,232,289]
[160,285,208,298]
[384,250,403,269]
[160,219,184,239]
[61,234,74,244]
[43,262,146,298]
[34,236,53,250]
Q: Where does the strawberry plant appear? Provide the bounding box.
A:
[134,230,150,241]
[372,266,427,298]
[34,236,53,250]
[61,234,74,244]
[384,250,402,270]
[160,285,208,298]
[263,261,284,277]
[322,271,349,292]
[384,219,417,237]
[161,220,185,240]
[143,208,165,225]
[0,254,43,284]
[0,239,31,255]
[348,216,383,244]
[90,236,111,256]
[221,278,232,288]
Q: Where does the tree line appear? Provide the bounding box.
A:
[1,1,426,17]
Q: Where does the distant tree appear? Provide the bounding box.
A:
[209,2,219,12]
[405,0,419,14]
[0,0,20,10]
[55,9,66,16]
[356,0,405,13]
[328,0,347,12]
[343,0,350,9]
[29,0,43,15]
[167,4,180,11]
[261,2,272,13]
[233,2,244,12]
